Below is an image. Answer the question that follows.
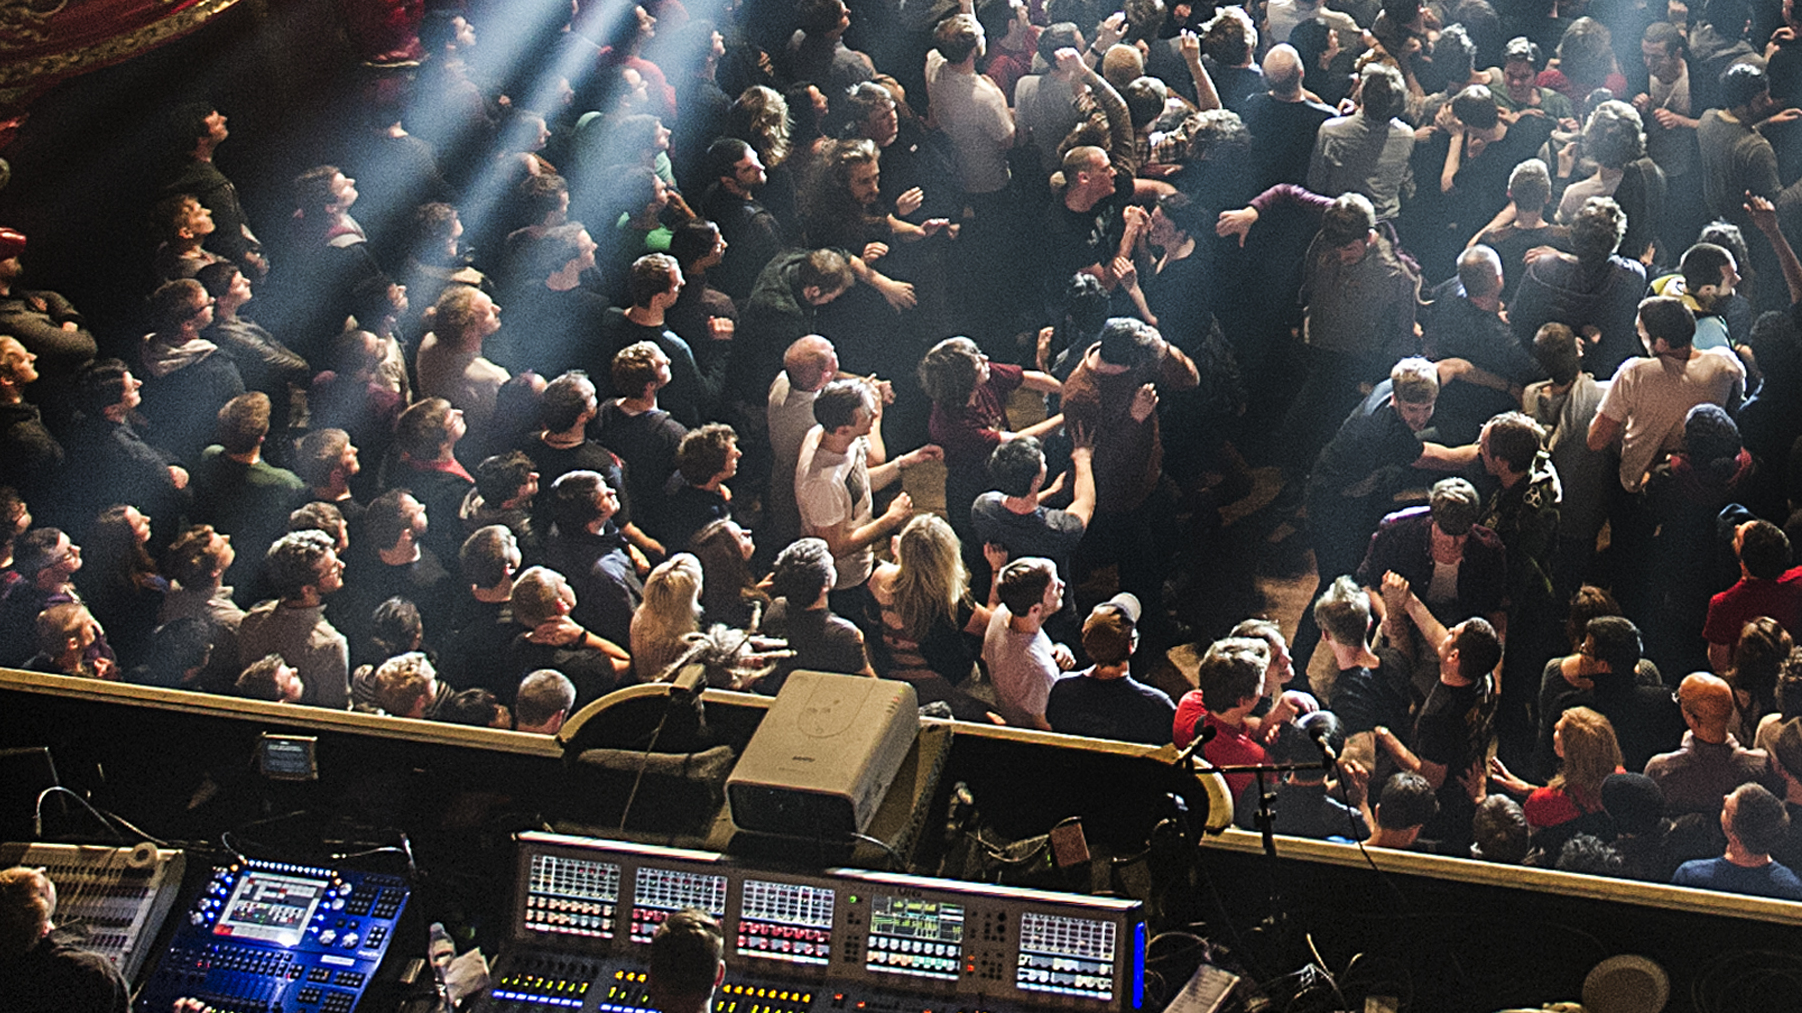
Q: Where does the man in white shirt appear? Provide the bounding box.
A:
[926,13,1014,199]
[981,557,1077,729]
[795,380,940,616]
[1588,295,1744,492]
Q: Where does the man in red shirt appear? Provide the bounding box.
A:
[1704,519,1802,673]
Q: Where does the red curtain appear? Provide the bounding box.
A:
[0,0,244,115]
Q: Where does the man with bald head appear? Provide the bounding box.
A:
[1645,673,1784,819]
[1239,43,1335,189]
[765,335,893,555]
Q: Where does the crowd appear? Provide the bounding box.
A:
[3,0,1802,898]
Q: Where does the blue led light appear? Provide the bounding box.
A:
[1133,921,1147,1010]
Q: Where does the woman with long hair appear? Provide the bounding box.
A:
[630,553,704,681]
[76,504,169,664]
[1492,705,1625,851]
[1729,617,1792,744]
[689,519,767,630]
[866,515,999,721]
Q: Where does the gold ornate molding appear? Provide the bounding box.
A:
[0,0,242,89]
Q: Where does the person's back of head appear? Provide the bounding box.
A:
[1482,412,1545,474]
[460,524,519,590]
[1638,294,1697,349]
[1428,477,1482,536]
[1679,242,1735,301]
[1508,158,1553,216]
[439,687,508,727]
[1124,77,1169,129]
[1556,833,1625,874]
[1583,101,1645,171]
[611,342,663,399]
[515,669,577,732]
[1450,85,1499,130]
[1457,245,1504,300]
[371,650,436,717]
[476,451,537,509]
[988,437,1046,497]
[995,557,1056,617]
[1585,615,1643,689]
[648,907,725,1011]
[1314,575,1372,648]
[1738,520,1791,579]
[1202,5,1256,65]
[1358,62,1407,120]
[1472,795,1531,863]
[1451,616,1502,680]
[265,530,334,601]
[1437,23,1478,81]
[935,13,984,63]
[1569,197,1627,263]
[918,337,985,408]
[1374,772,1439,834]
[1319,192,1377,248]
[1195,636,1269,712]
[812,379,873,433]
[770,537,836,605]
[1096,317,1161,368]
[216,391,272,455]
[510,566,569,627]
[536,371,594,434]
[1726,783,1790,855]
[1683,403,1742,476]
[549,470,607,534]
[1719,61,1769,110]
[0,865,55,957]
[1533,323,1583,386]
[1602,772,1666,836]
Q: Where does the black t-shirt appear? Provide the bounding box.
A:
[1411,677,1494,846]
[503,630,628,709]
[593,401,686,519]
[1240,91,1336,190]
[1045,671,1178,745]
[518,436,634,531]
[1329,645,1414,737]
[1039,170,1134,296]
[759,598,867,695]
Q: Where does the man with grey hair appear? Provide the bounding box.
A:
[1358,477,1507,697]
[514,669,577,734]
[1240,43,1335,189]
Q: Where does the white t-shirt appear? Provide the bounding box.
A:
[1598,347,1744,491]
[982,606,1061,728]
[926,49,1015,195]
[796,427,874,588]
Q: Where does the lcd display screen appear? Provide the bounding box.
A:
[213,872,327,946]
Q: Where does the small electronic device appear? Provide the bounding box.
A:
[256,734,319,781]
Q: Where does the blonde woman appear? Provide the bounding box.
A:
[631,553,704,681]
[867,515,1002,721]
[1491,705,1625,832]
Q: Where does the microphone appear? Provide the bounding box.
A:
[1172,721,1218,766]
[1306,722,1338,765]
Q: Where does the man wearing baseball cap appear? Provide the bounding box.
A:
[1045,593,1176,745]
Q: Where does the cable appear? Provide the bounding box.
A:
[618,704,673,831]
[34,786,124,843]
[846,832,903,871]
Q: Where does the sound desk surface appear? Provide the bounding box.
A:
[473,833,1146,1013]
[133,858,410,1013]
